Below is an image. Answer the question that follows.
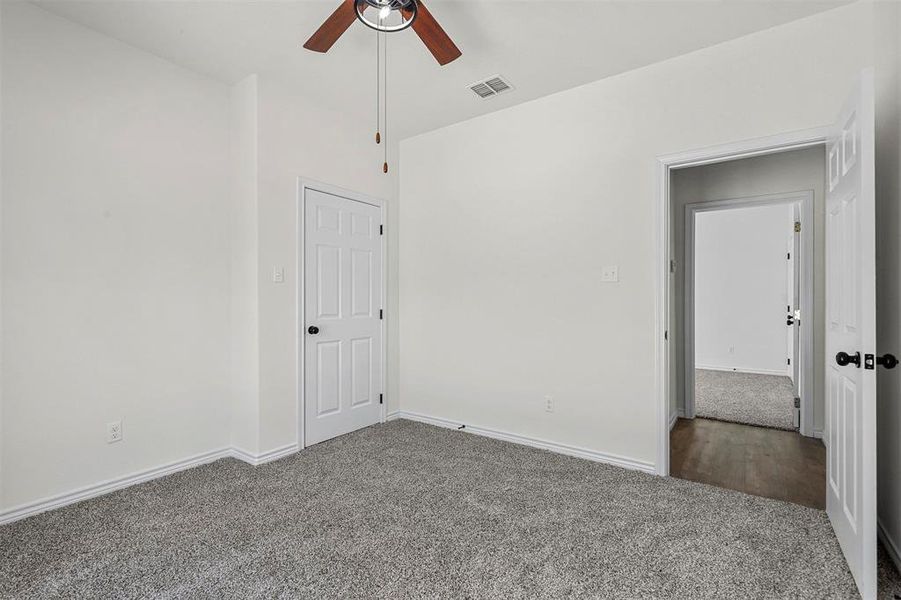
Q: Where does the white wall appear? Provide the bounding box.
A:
[398,2,879,467]
[229,74,261,454]
[0,2,231,509]
[693,204,794,375]
[0,2,402,512]
[253,76,398,454]
[0,0,5,507]
[670,147,825,426]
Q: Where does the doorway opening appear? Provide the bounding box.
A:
[297,179,387,449]
[666,146,827,509]
[682,191,814,433]
[654,72,879,600]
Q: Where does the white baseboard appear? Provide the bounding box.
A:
[879,518,901,575]
[3,413,658,526]
[695,364,790,377]
[0,447,231,526]
[669,411,679,431]
[230,443,299,467]
[395,410,656,474]
[812,429,824,440]
[0,443,300,526]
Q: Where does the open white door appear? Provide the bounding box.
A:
[787,230,801,376]
[825,70,876,599]
[786,227,800,429]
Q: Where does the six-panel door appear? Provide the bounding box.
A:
[304,188,383,446]
[825,71,877,600]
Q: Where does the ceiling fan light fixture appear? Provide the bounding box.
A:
[354,0,417,33]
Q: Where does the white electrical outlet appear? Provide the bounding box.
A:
[272,267,285,283]
[545,395,554,413]
[106,420,123,444]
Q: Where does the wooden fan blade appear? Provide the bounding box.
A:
[409,1,461,66]
[303,0,357,53]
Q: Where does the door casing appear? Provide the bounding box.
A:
[655,126,830,477]
[681,190,815,437]
[296,178,387,450]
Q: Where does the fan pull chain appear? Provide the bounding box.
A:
[383,32,388,174]
[375,31,381,145]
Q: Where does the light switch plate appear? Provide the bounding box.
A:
[601,266,619,282]
[272,267,285,283]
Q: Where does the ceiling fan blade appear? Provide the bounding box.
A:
[303,0,357,53]
[409,1,462,66]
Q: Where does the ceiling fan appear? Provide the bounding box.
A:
[303,0,462,66]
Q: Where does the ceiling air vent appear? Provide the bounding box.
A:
[469,75,514,99]
[470,82,495,99]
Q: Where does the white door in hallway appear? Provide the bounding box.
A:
[786,232,799,383]
[786,203,801,427]
[304,187,383,446]
[825,70,876,600]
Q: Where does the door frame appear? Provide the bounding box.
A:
[682,190,815,438]
[296,178,387,450]
[654,126,829,476]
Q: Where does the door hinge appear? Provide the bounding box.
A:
[379,393,383,404]
[794,397,800,409]
[794,221,801,233]
[379,309,383,320]
[380,224,384,235]
[664,330,668,341]
[787,252,791,260]
[670,259,676,273]
[787,358,791,365]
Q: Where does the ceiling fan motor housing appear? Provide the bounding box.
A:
[303,0,461,65]
[355,0,417,32]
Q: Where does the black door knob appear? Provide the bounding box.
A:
[835,351,861,367]
[307,325,320,335]
[877,353,898,369]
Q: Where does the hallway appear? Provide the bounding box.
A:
[694,369,796,430]
[670,417,824,509]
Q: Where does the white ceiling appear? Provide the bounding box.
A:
[34,0,851,140]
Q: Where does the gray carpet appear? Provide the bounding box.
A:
[695,369,796,430]
[0,419,876,599]
[879,545,901,600]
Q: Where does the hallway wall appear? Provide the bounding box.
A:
[693,203,795,375]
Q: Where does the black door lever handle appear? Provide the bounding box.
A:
[835,351,861,367]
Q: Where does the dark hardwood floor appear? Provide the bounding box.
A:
[670,418,826,509]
